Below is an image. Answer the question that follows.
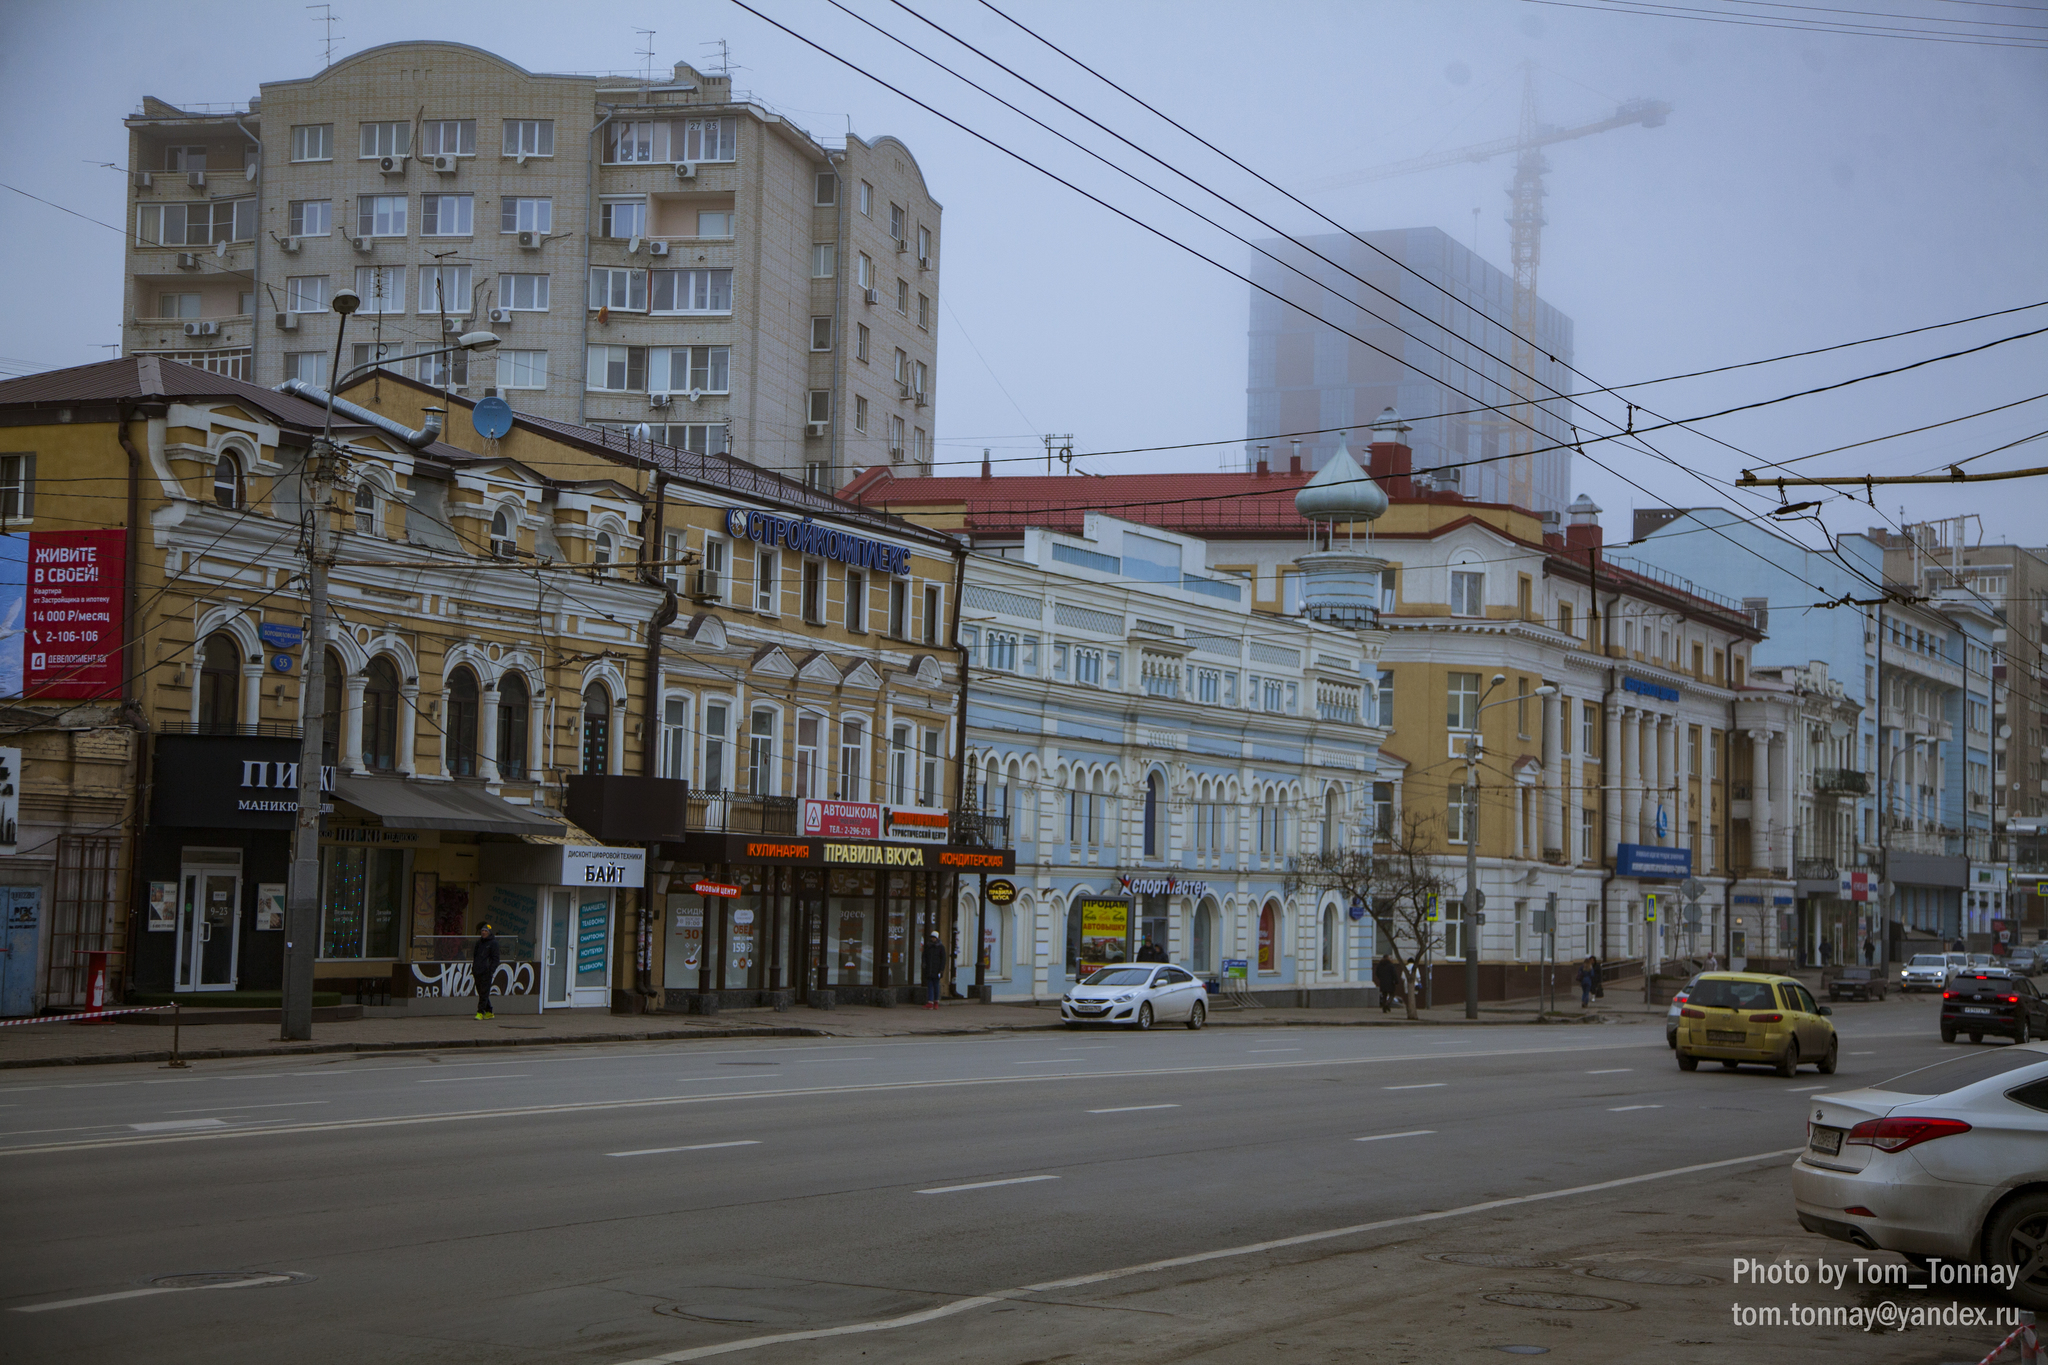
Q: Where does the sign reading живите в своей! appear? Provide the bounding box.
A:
[0,530,127,700]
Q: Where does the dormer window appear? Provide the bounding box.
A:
[490,507,515,558]
[593,530,614,566]
[212,452,245,509]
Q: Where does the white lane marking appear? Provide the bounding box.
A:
[917,1175,1059,1195]
[1608,1105,1664,1112]
[1354,1130,1436,1142]
[1850,1051,1875,1055]
[0,1040,1654,1157]
[128,1119,228,1132]
[1384,1083,1446,1090]
[608,1140,761,1157]
[1058,1046,1109,1051]
[414,1074,533,1084]
[1249,1048,1302,1053]
[165,1101,331,1115]
[1087,1105,1180,1114]
[1586,1068,1633,1074]
[1786,1086,1826,1093]
[11,1273,295,1314]
[0,1123,130,1139]
[608,1148,1804,1363]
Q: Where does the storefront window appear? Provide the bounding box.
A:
[1257,902,1277,973]
[886,871,914,984]
[447,667,479,776]
[728,867,764,988]
[664,864,708,987]
[829,868,875,985]
[321,845,406,958]
[497,673,529,779]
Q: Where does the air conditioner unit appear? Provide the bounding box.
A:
[351,235,372,252]
[647,240,670,257]
[182,321,219,338]
[516,230,540,249]
[914,392,928,408]
[917,255,930,271]
[674,161,697,180]
[443,318,463,335]
[176,252,200,270]
[626,235,643,255]
[432,154,458,174]
[279,236,300,254]
[275,312,297,331]
[649,393,672,410]
[689,568,721,601]
[136,171,153,190]
[862,288,878,306]
[894,236,907,253]
[888,446,905,463]
[488,307,513,324]
[187,170,206,189]
[378,155,406,175]
[806,421,828,438]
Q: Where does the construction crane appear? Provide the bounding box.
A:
[1307,67,1670,509]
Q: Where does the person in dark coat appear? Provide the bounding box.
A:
[1590,954,1605,999]
[920,931,947,1009]
[473,923,501,1020]
[1136,939,1167,963]
[1372,952,1402,1014]
[1578,957,1598,1009]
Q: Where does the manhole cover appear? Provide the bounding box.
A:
[1485,1292,1629,1312]
[149,1271,309,1290]
[1433,1253,1565,1269]
[1582,1265,1717,1287]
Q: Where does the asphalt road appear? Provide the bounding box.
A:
[0,995,1999,1364]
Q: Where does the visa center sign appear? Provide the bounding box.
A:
[726,508,911,576]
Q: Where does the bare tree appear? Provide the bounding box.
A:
[1291,807,1455,1020]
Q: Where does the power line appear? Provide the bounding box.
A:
[1524,0,2048,46]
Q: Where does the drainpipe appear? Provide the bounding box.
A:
[235,117,263,384]
[1727,695,1739,967]
[116,403,157,1007]
[1592,547,1621,977]
[581,110,617,427]
[949,537,972,1000]
[634,472,677,1005]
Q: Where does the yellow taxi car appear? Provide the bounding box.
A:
[1674,972,1838,1077]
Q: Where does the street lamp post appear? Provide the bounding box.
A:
[1461,677,1557,1019]
[280,311,499,1041]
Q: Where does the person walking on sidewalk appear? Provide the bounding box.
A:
[1578,957,1598,1009]
[473,923,501,1021]
[1373,952,1402,1014]
[921,931,947,1009]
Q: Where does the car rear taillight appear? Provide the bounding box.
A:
[1942,991,1953,1000]
[2005,996,2020,1005]
[1748,1013,1783,1023]
[1846,1117,1973,1153]
[1681,1007,1704,1018]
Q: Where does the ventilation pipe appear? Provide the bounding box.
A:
[275,378,444,448]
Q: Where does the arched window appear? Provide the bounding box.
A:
[320,649,344,765]
[1142,772,1160,858]
[211,452,245,510]
[581,684,611,775]
[1191,902,1214,973]
[593,530,614,566]
[1257,902,1277,973]
[447,667,480,777]
[1322,787,1340,855]
[353,481,379,537]
[362,657,401,771]
[198,633,239,732]
[490,507,515,559]
[496,672,530,779]
[1321,905,1337,974]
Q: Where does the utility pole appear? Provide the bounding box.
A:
[283,288,358,1040]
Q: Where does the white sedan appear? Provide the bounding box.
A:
[1061,965,1208,1030]
[1792,1043,2048,1310]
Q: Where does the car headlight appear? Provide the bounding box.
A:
[1114,993,1135,1003]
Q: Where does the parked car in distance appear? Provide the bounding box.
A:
[1793,1045,2048,1311]
[1666,973,1702,1049]
[1827,967,1888,1002]
[1900,954,1952,992]
[2006,947,2040,977]
[1942,970,2048,1045]
[1971,954,1997,970]
[1061,964,1207,1030]
[1675,973,1837,1076]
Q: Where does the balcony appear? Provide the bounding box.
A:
[1794,857,1838,881]
[1814,768,1870,797]
[951,810,1010,850]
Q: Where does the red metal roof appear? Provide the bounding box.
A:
[843,468,1319,535]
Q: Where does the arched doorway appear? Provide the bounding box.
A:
[1257,901,1278,974]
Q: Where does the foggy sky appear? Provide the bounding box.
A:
[2,0,2043,560]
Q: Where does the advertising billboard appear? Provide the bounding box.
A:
[6,530,127,699]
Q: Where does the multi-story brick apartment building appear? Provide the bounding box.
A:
[119,41,941,488]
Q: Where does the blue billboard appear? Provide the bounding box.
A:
[1617,843,1693,879]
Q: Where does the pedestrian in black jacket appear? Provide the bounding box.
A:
[473,924,501,1020]
[920,932,947,1009]
[1372,952,1402,1014]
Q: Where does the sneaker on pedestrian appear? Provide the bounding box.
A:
[483,1011,495,1020]
[474,1011,485,1020]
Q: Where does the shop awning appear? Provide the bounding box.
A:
[332,775,566,837]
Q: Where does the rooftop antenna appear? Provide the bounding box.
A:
[702,39,734,77]
[306,4,341,67]
[634,29,657,83]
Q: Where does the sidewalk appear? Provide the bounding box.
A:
[0,991,1668,1071]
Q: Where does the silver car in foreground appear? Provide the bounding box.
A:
[1061,965,1208,1030]
[1792,1045,2048,1310]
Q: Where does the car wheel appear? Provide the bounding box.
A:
[1983,1192,2048,1312]
[1134,1003,1153,1031]
[1970,1032,1983,1044]
[2017,1018,2031,1046]
[1941,1025,1957,1043]
[1817,1038,1838,1075]
[1721,1060,1739,1070]
[1776,1039,1800,1078]
[1186,1000,1205,1031]
[1677,1050,1698,1071]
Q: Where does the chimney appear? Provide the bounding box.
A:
[1565,493,1604,552]
[980,447,991,480]
[1255,443,1270,477]
[1289,439,1302,475]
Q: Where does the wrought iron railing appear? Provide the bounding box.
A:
[1814,768,1869,796]
[1794,858,1838,881]
[951,811,1009,849]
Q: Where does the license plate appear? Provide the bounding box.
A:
[1963,1007,1991,1014]
[1810,1127,1843,1156]
[1707,1029,1747,1043]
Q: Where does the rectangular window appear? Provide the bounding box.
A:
[0,454,33,522]
[357,194,407,238]
[288,199,332,237]
[896,278,909,314]
[649,268,732,313]
[802,560,824,623]
[854,394,869,432]
[413,342,467,388]
[859,181,872,215]
[807,390,831,425]
[285,275,327,312]
[1451,570,1484,617]
[889,579,908,637]
[500,197,552,234]
[1372,782,1395,841]
[894,348,907,384]
[1579,807,1596,862]
[795,714,821,798]
[918,225,931,260]
[917,293,929,330]
[137,199,256,247]
[359,122,411,159]
[846,570,866,632]
[503,119,555,157]
[1447,671,1480,731]
[812,243,836,278]
[598,199,646,239]
[747,708,776,795]
[695,209,734,238]
[351,341,402,373]
[855,323,870,362]
[588,267,648,311]
[1558,599,1574,638]
[420,194,473,236]
[814,171,837,205]
[283,352,327,385]
[888,414,904,458]
[671,423,729,455]
[291,124,333,162]
[163,145,207,172]
[889,202,905,241]
[585,345,648,392]
[353,265,406,312]
[659,696,691,780]
[498,273,549,310]
[924,584,942,645]
[651,346,730,395]
[1376,668,1395,727]
[891,724,912,804]
[420,119,475,157]
[683,117,736,162]
[1582,702,1598,757]
[702,703,728,792]
[919,728,939,807]
[755,550,779,613]
[1447,784,1472,844]
[857,253,873,290]
[810,317,833,351]
[417,264,471,314]
[606,121,659,164]
[838,719,865,799]
[498,349,547,389]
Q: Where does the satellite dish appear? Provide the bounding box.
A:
[630,423,654,442]
[471,395,514,440]
[1829,719,1850,739]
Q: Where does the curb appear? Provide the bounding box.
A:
[0,1025,828,1070]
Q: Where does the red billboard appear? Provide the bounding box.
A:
[25,531,126,699]
[801,799,882,839]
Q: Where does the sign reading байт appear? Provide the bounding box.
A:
[563,844,645,888]
[725,508,912,577]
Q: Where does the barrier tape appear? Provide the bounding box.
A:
[0,1005,177,1028]
[1975,1319,2041,1365]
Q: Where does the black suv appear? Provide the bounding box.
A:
[1941,970,2048,1045]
